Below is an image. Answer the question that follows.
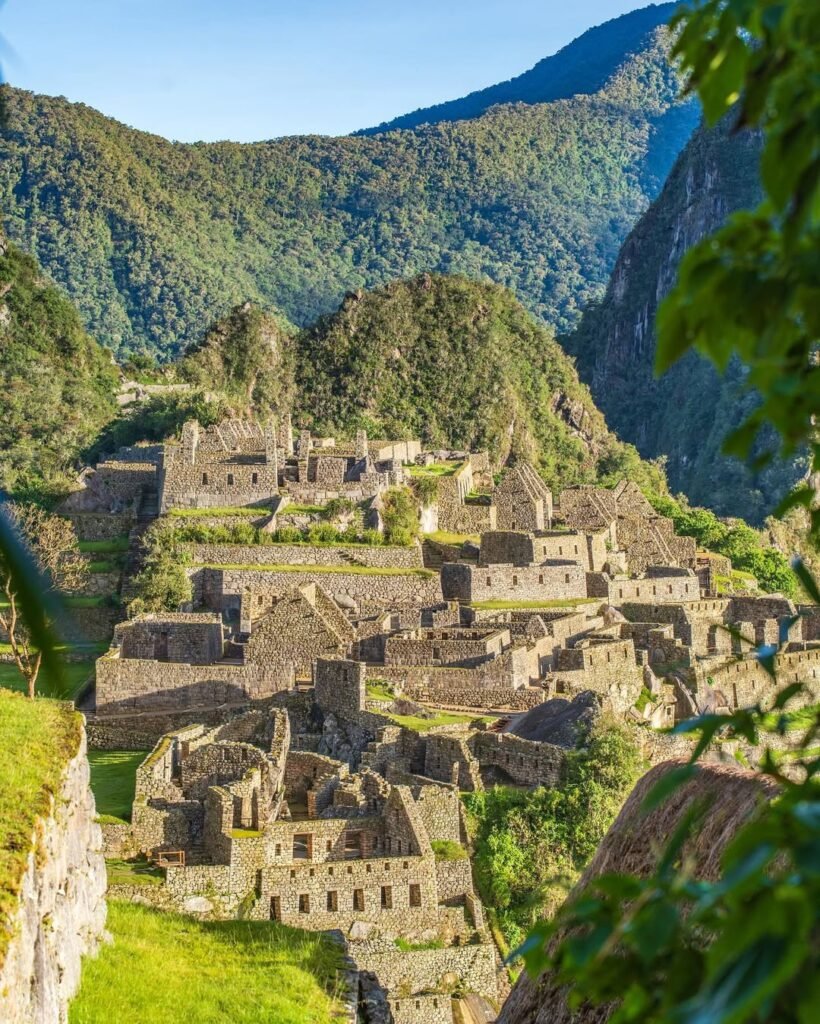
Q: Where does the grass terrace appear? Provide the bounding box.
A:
[407,461,462,478]
[88,750,147,823]
[424,531,480,545]
[366,680,395,701]
[0,691,80,967]
[281,503,326,515]
[0,660,95,701]
[167,505,273,518]
[385,708,497,732]
[105,857,164,888]
[78,536,130,554]
[69,901,345,1024]
[196,562,435,577]
[86,559,121,573]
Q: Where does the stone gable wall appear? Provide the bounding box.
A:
[442,562,588,603]
[95,653,293,716]
[185,541,424,569]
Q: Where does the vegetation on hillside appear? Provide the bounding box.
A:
[0,16,698,359]
[519,3,820,1020]
[565,115,805,523]
[297,275,667,495]
[69,901,344,1024]
[0,236,118,501]
[0,692,79,966]
[647,492,797,596]
[361,5,690,136]
[464,721,642,950]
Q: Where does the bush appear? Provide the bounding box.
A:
[381,487,420,545]
[274,525,303,544]
[321,498,357,522]
[306,522,340,545]
[361,528,383,546]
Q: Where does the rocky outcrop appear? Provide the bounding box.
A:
[0,725,107,1024]
[564,116,803,522]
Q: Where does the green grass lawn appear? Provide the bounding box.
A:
[0,660,95,701]
[63,594,115,609]
[78,536,130,553]
[196,562,435,577]
[431,839,469,861]
[385,709,497,732]
[471,597,599,610]
[0,692,80,966]
[69,901,345,1024]
[167,505,273,518]
[86,559,121,573]
[105,857,164,887]
[424,530,480,545]
[407,462,462,478]
[366,681,395,701]
[88,750,147,823]
[281,503,326,515]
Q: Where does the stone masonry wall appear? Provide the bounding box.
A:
[0,722,107,1024]
[441,562,587,603]
[184,541,424,569]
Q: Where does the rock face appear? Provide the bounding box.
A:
[0,725,107,1024]
[564,116,804,522]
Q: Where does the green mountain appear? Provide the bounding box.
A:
[563,117,806,522]
[0,229,119,500]
[294,274,665,494]
[0,5,697,359]
[359,3,683,134]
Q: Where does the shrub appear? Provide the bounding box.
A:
[274,525,303,544]
[321,497,357,521]
[381,487,420,544]
[307,522,340,545]
[361,528,383,546]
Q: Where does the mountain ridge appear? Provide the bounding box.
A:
[357,3,682,135]
[0,8,697,358]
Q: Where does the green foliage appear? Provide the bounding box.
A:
[463,721,643,948]
[0,237,118,501]
[647,491,797,596]
[177,302,295,417]
[431,839,469,861]
[0,21,698,360]
[167,520,392,548]
[69,901,345,1023]
[89,389,227,457]
[0,692,79,964]
[320,497,357,522]
[130,526,192,613]
[297,275,663,494]
[379,488,419,545]
[657,0,820,536]
[520,656,820,1023]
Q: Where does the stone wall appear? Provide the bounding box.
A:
[185,541,424,569]
[471,732,565,787]
[353,944,498,1002]
[116,614,224,664]
[607,569,698,604]
[195,566,442,616]
[95,651,294,716]
[63,511,134,542]
[0,723,107,1024]
[442,562,587,603]
[553,638,643,713]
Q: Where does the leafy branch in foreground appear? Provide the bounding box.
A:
[515,561,820,1023]
[657,0,820,535]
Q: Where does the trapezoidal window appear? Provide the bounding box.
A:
[381,885,393,909]
[298,894,310,913]
[326,891,338,912]
[201,473,208,485]
[252,472,258,485]
[227,473,234,486]
[409,884,421,907]
[564,573,570,584]
[293,834,312,860]
[353,889,365,911]
[344,831,362,859]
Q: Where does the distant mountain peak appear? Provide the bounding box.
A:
[356,3,682,136]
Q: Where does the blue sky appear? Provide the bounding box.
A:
[2,1,642,141]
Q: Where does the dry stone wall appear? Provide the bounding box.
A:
[185,541,424,569]
[0,724,107,1024]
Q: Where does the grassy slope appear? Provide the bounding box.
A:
[0,661,95,701]
[87,750,146,823]
[69,901,344,1024]
[0,691,80,966]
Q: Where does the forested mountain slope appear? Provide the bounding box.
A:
[0,10,697,359]
[0,230,119,500]
[359,3,681,134]
[563,117,805,522]
[294,274,664,493]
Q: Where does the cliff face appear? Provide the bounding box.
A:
[564,118,803,522]
[0,723,107,1024]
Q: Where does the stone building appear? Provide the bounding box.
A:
[493,462,553,532]
[160,419,280,512]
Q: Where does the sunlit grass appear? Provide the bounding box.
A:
[69,901,345,1024]
[88,750,147,823]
